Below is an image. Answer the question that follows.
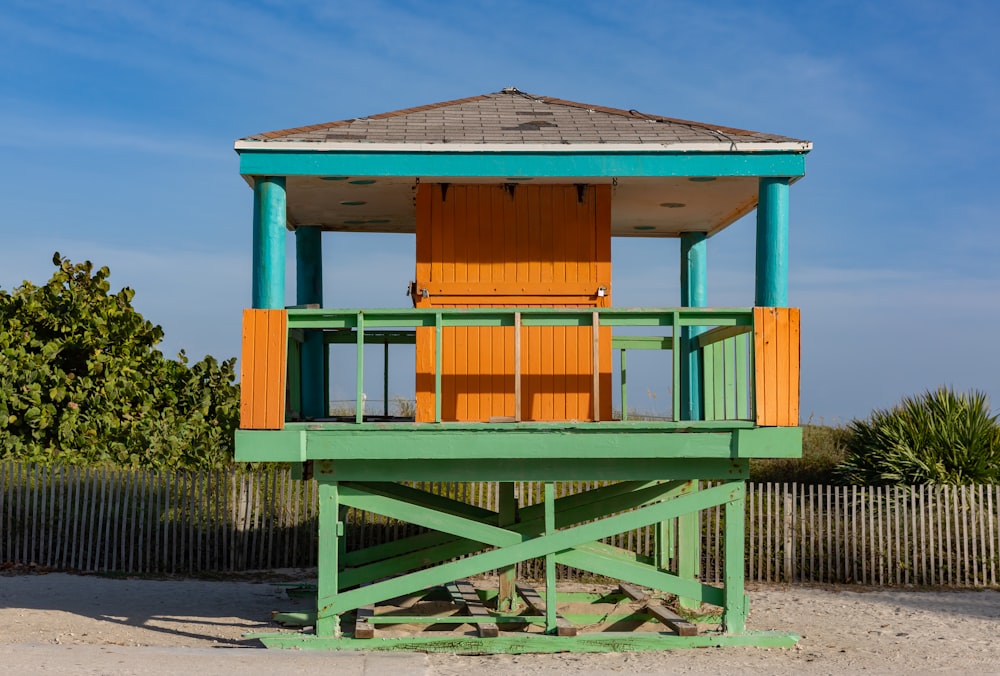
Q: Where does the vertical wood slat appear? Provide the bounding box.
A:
[240,309,288,429]
[753,307,800,426]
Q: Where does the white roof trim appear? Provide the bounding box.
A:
[234,140,813,153]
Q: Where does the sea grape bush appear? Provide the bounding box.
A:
[0,254,239,469]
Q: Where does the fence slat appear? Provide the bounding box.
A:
[3,463,1000,588]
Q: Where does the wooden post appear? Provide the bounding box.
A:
[723,480,748,634]
[315,477,341,637]
[497,482,517,611]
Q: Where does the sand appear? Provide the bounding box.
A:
[1,570,999,674]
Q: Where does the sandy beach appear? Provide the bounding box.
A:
[1,571,999,674]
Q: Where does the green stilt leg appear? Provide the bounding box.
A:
[498,481,517,611]
[723,480,747,634]
[316,480,341,637]
[677,480,701,610]
[543,482,557,633]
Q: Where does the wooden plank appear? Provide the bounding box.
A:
[240,309,287,429]
[239,310,256,427]
[516,584,576,636]
[754,307,799,426]
[449,579,499,638]
[353,603,376,639]
[788,308,801,425]
[618,583,698,636]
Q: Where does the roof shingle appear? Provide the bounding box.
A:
[239,89,808,147]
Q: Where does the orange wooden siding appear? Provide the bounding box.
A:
[753,307,801,427]
[415,183,612,422]
[240,309,288,430]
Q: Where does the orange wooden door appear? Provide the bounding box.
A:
[414,183,612,422]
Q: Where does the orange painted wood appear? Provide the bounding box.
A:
[754,307,800,427]
[415,183,612,422]
[239,309,287,430]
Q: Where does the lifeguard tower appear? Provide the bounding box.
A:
[234,89,809,652]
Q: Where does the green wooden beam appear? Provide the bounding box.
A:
[254,629,799,652]
[328,481,741,614]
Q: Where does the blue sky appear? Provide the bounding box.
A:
[2,1,998,422]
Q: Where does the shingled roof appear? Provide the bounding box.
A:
[238,88,809,150]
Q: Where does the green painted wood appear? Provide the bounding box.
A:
[736,333,751,420]
[723,482,748,633]
[695,325,752,349]
[713,343,726,418]
[315,481,340,637]
[343,481,674,586]
[611,336,673,350]
[242,458,751,484]
[498,482,517,612]
[325,330,416,344]
[755,177,790,307]
[328,481,740,614]
[620,349,627,421]
[543,482,557,633]
[238,149,808,179]
[286,337,302,419]
[556,547,724,607]
[338,486,522,548]
[249,428,740,460]
[732,427,801,457]
[702,343,717,420]
[285,306,754,330]
[672,312,681,422]
[434,312,442,423]
[346,481,496,520]
[256,629,800,652]
[342,527,457,568]
[677,480,701,610]
[251,176,286,309]
[355,312,364,424]
[571,540,654,566]
[367,615,545,625]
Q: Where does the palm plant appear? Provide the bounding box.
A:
[836,387,1000,485]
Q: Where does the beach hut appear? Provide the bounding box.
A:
[235,88,809,651]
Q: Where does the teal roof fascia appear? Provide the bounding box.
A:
[238,150,807,179]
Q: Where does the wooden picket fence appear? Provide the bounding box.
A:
[1,462,997,586]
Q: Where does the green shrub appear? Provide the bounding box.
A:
[0,254,239,469]
[835,387,1000,485]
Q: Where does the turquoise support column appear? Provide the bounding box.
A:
[296,226,326,419]
[252,176,287,309]
[755,177,790,307]
[679,232,707,421]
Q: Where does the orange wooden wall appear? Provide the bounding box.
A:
[240,309,287,429]
[753,307,801,427]
[414,183,613,422]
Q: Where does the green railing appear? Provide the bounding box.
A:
[286,307,755,424]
